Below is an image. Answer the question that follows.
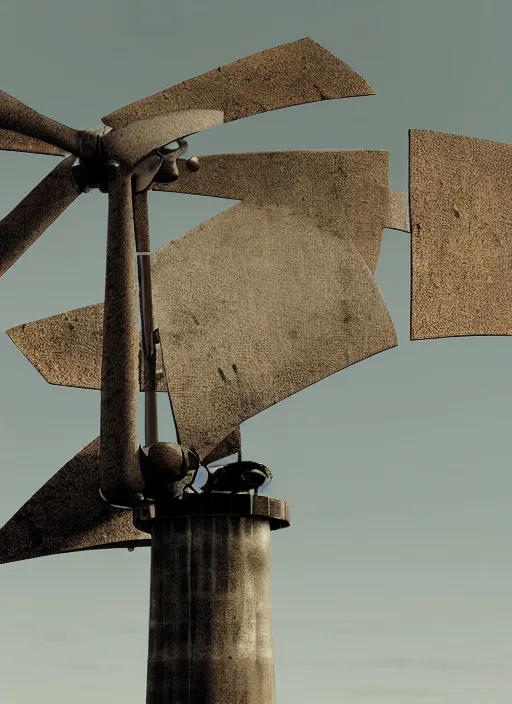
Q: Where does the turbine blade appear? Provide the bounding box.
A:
[0,438,149,565]
[203,428,242,466]
[0,156,81,277]
[410,130,512,339]
[0,89,82,154]
[152,150,392,273]
[152,202,396,460]
[100,170,143,500]
[102,110,223,169]
[102,38,374,129]
[0,129,67,156]
[6,304,167,392]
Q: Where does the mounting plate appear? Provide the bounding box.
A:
[133,494,290,533]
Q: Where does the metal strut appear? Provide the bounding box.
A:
[133,190,158,448]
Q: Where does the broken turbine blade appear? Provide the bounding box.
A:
[0,155,82,277]
[410,129,512,339]
[102,38,374,129]
[0,89,83,155]
[0,438,149,565]
[151,201,397,460]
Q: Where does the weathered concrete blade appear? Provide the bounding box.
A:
[152,150,392,273]
[0,156,81,277]
[0,129,68,155]
[152,202,396,460]
[102,38,374,129]
[102,110,224,169]
[410,129,512,339]
[6,304,167,392]
[0,438,149,565]
[0,89,82,155]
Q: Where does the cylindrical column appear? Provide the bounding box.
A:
[146,514,276,704]
[99,164,143,502]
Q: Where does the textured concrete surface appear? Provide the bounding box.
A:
[102,110,223,170]
[0,156,81,277]
[151,150,399,459]
[410,129,512,339]
[99,168,143,500]
[102,38,374,129]
[146,513,277,704]
[0,437,150,565]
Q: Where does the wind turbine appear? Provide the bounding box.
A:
[0,39,409,702]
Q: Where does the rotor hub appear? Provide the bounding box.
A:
[72,128,111,192]
[72,130,200,194]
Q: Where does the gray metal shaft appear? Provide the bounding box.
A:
[146,514,276,704]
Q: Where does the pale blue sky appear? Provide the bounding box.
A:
[1,1,512,702]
